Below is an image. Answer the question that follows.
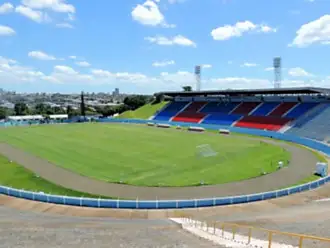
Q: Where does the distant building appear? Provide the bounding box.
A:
[112,88,120,97]
[0,101,15,109]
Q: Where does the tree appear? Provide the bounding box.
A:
[96,104,130,117]
[14,102,29,115]
[80,91,86,117]
[45,108,55,115]
[66,105,75,117]
[152,94,164,104]
[101,106,116,117]
[53,106,65,114]
[115,104,130,114]
[123,95,150,110]
[0,107,8,119]
[182,86,192,92]
[34,103,47,114]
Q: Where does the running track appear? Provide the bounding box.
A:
[0,134,318,200]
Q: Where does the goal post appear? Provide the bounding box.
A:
[196,144,218,158]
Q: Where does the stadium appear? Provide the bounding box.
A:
[2,0,330,247]
[1,85,330,247]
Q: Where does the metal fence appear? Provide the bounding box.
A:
[180,217,330,248]
[1,175,329,209]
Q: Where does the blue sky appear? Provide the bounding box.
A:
[0,0,330,94]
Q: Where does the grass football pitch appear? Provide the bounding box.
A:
[0,155,112,198]
[0,123,290,187]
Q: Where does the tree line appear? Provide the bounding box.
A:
[0,94,153,120]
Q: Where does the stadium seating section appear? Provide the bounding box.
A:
[153,100,321,132]
[153,101,189,121]
[231,102,261,115]
[235,116,291,131]
[171,102,208,123]
[286,103,330,142]
[268,102,297,117]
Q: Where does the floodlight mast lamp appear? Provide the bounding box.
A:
[195,65,201,91]
[273,57,282,89]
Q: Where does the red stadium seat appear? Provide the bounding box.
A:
[172,102,208,123]
[268,102,297,117]
[235,116,292,131]
[231,102,261,115]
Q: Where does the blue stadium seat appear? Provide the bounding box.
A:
[251,102,279,116]
[285,103,330,141]
[284,102,319,119]
[201,102,239,114]
[163,101,189,112]
[153,102,188,121]
[201,113,243,126]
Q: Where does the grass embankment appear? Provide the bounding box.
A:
[0,155,111,198]
[0,123,289,187]
[117,101,168,119]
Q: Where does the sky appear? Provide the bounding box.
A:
[0,0,330,94]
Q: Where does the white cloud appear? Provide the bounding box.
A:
[67,13,74,21]
[54,65,78,74]
[16,0,76,26]
[56,23,73,28]
[131,0,175,28]
[69,55,77,60]
[290,15,330,47]
[15,5,48,23]
[132,0,163,26]
[211,21,276,40]
[202,64,212,69]
[91,69,195,90]
[145,35,196,47]
[1,55,330,93]
[168,0,186,3]
[208,77,321,89]
[0,57,17,65]
[28,51,56,60]
[0,2,14,14]
[159,71,195,86]
[264,67,274,71]
[76,61,91,67]
[288,67,313,77]
[209,77,271,89]
[91,69,112,77]
[92,69,148,82]
[0,56,47,83]
[241,62,258,67]
[0,25,16,36]
[21,0,75,13]
[152,60,175,67]
[162,23,176,28]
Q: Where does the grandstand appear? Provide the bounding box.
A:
[153,87,330,138]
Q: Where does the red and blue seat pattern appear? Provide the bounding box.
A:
[152,101,319,131]
[171,102,207,123]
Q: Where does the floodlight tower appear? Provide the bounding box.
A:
[195,65,201,91]
[273,57,282,89]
